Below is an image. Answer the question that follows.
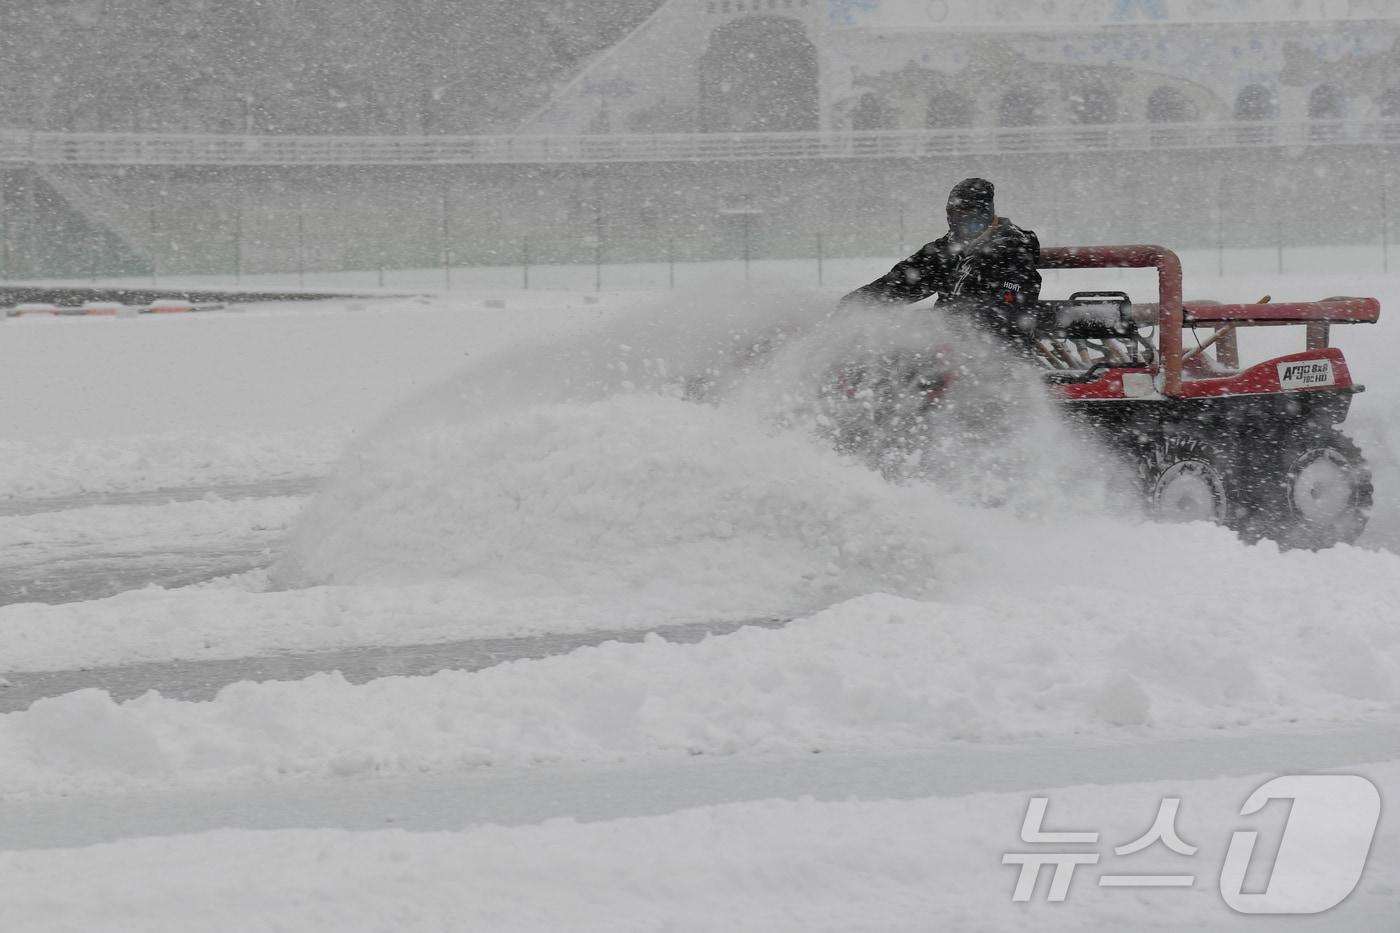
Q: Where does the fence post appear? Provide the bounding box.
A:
[20,167,38,279]
[668,237,675,289]
[233,202,243,285]
[742,215,752,282]
[0,177,7,281]
[1216,176,1225,277]
[441,188,451,291]
[816,233,824,286]
[149,206,158,285]
[594,210,603,292]
[1383,186,1390,274]
[297,208,306,288]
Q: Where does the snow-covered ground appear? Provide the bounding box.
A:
[3,761,1397,931]
[1,255,1398,930]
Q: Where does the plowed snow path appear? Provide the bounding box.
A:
[2,725,1395,851]
[0,477,318,518]
[0,481,313,606]
[0,617,783,713]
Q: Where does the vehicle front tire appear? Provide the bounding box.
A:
[1141,433,1237,527]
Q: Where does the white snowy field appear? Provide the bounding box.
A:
[2,255,1399,930]
[3,763,1397,932]
[0,293,617,498]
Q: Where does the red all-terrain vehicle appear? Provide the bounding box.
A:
[824,245,1381,549]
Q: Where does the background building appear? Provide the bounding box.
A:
[524,0,1400,134]
[1,0,1397,280]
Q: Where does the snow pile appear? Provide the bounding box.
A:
[4,562,1399,797]
[274,394,967,599]
[2,765,1396,932]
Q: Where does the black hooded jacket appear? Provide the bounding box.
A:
[840,217,1042,332]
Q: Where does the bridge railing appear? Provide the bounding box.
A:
[2,120,1398,166]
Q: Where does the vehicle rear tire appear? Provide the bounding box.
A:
[1248,429,1371,549]
[1141,433,1236,527]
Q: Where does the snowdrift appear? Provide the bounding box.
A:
[3,574,1399,797]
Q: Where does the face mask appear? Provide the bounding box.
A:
[951,216,990,241]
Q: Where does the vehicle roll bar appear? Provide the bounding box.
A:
[1039,246,1380,396]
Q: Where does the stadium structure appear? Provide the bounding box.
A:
[1,0,1398,279]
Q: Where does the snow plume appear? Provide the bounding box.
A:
[725,300,1129,514]
[272,290,1130,599]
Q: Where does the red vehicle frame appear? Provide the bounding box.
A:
[1038,245,1380,398]
[1033,244,1380,548]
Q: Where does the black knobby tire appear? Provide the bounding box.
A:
[1140,433,1239,528]
[1247,429,1372,550]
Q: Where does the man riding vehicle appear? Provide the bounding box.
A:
[840,177,1042,351]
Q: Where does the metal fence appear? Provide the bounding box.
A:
[3,120,1396,283]
[2,120,1399,167]
[9,225,1391,294]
